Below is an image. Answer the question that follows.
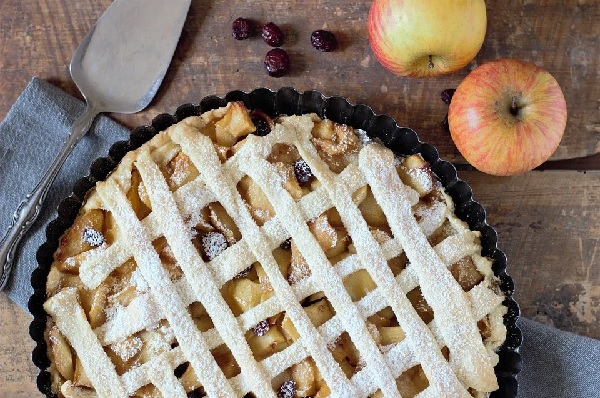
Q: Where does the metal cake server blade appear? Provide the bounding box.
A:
[0,0,191,290]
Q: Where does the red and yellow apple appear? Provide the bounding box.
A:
[448,59,567,176]
[368,0,487,78]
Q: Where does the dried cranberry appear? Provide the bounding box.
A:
[174,362,189,378]
[441,89,456,105]
[187,389,203,398]
[441,114,450,133]
[232,18,254,40]
[292,159,313,184]
[261,22,284,47]
[311,30,337,52]
[233,266,252,279]
[277,380,297,398]
[251,319,270,337]
[252,116,271,136]
[264,48,290,78]
[279,238,291,250]
[250,110,273,136]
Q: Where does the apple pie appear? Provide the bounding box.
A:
[42,101,507,398]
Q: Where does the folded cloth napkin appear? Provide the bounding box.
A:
[1,78,599,397]
[517,319,600,397]
[0,77,129,305]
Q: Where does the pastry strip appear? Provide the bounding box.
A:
[145,356,188,398]
[360,144,497,391]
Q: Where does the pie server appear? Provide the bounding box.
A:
[0,0,192,290]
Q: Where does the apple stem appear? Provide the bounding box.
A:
[510,96,519,115]
[428,55,434,69]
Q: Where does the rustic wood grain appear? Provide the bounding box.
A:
[0,294,38,397]
[0,0,599,163]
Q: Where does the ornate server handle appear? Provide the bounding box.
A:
[0,105,98,290]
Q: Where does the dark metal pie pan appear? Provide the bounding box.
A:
[29,87,522,398]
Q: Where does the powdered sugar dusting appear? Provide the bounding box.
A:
[310,215,338,250]
[169,157,190,188]
[104,303,124,325]
[82,227,105,247]
[158,323,175,343]
[326,335,341,351]
[201,231,228,260]
[378,342,395,354]
[355,128,372,148]
[130,267,149,293]
[111,336,143,362]
[407,166,434,194]
[65,257,76,268]
[287,260,310,284]
[97,173,238,397]
[44,288,128,396]
[136,144,276,396]
[360,144,498,393]
[366,322,380,343]
[415,200,447,237]
[237,120,399,396]
[211,218,233,243]
[292,159,313,183]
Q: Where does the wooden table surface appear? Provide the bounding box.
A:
[0,0,598,396]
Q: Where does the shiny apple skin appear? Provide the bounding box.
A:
[368,0,487,78]
[448,59,567,176]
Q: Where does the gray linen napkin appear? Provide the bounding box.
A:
[1,78,599,397]
[517,318,600,397]
[0,77,129,306]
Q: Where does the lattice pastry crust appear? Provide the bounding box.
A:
[44,102,507,398]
